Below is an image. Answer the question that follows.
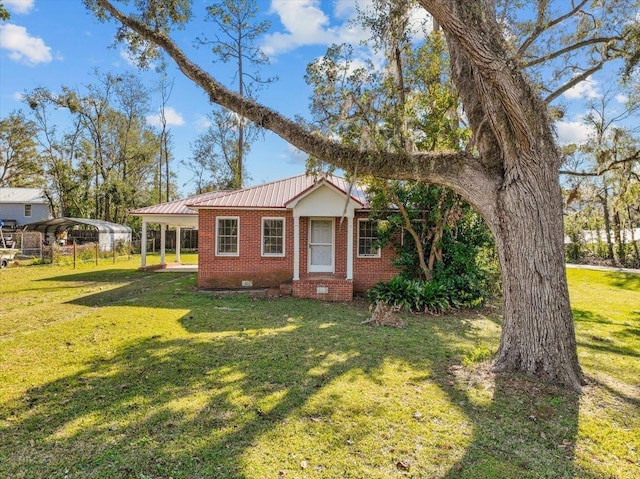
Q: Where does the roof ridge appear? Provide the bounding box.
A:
[187,173,337,207]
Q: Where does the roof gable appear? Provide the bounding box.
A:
[188,174,368,210]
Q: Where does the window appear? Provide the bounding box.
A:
[262,218,285,256]
[24,204,32,217]
[216,217,239,256]
[358,219,380,257]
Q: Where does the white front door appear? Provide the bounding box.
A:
[309,219,334,273]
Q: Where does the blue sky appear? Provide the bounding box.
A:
[0,0,633,196]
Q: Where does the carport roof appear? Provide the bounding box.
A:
[22,217,132,236]
[129,191,231,216]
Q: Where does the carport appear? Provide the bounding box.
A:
[129,191,229,269]
[22,217,132,251]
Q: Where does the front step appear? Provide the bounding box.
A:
[291,277,353,301]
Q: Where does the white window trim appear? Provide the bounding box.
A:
[261,217,286,257]
[24,204,32,218]
[357,218,381,258]
[216,216,240,257]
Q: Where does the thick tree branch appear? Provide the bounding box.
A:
[93,0,498,214]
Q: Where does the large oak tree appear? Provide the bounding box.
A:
[86,0,640,391]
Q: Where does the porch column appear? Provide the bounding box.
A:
[160,223,166,265]
[141,219,147,268]
[175,226,182,263]
[346,215,354,280]
[293,214,300,281]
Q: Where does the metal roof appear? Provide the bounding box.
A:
[129,190,231,216]
[22,217,132,235]
[0,187,48,204]
[187,174,368,209]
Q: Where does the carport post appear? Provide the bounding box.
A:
[141,220,147,267]
[175,226,181,263]
[160,224,166,265]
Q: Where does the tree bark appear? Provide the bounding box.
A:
[93,0,584,390]
[490,164,582,389]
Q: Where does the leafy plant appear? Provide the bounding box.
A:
[368,276,452,314]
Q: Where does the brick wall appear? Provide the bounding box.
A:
[197,209,399,296]
[352,212,399,294]
[198,209,294,289]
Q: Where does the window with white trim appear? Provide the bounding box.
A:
[24,204,32,217]
[216,217,239,256]
[262,217,285,256]
[358,219,380,257]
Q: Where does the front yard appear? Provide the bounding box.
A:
[0,260,638,478]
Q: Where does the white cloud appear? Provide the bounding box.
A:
[563,77,601,100]
[12,91,24,101]
[555,119,594,145]
[194,114,212,131]
[615,93,629,104]
[262,0,372,57]
[4,0,35,15]
[146,107,185,128]
[333,0,360,19]
[0,23,52,66]
[262,0,333,56]
[281,144,308,165]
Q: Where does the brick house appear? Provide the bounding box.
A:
[132,174,399,301]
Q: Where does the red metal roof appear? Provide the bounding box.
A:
[129,190,230,216]
[187,174,368,209]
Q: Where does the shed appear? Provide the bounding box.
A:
[22,217,132,251]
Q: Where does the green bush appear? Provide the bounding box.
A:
[367,276,452,314]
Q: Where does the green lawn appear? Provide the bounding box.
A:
[0,260,638,478]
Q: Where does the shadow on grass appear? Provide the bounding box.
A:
[1,267,586,478]
[573,309,640,358]
[37,269,154,284]
[603,271,640,291]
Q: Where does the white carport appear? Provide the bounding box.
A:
[129,191,229,268]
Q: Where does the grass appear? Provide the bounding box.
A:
[0,260,638,478]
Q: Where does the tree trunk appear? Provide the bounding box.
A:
[600,184,616,264]
[487,165,584,390]
[613,211,625,266]
[628,205,640,264]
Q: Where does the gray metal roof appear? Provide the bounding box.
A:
[22,217,132,235]
[0,187,48,204]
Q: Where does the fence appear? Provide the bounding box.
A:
[45,240,132,267]
[146,229,199,251]
[1,230,132,267]
[2,231,43,258]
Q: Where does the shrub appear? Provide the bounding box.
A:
[367,276,452,314]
